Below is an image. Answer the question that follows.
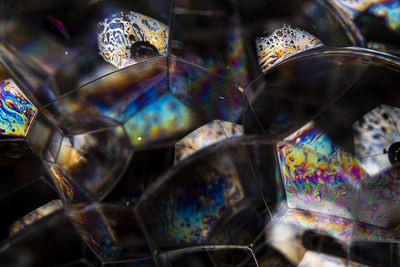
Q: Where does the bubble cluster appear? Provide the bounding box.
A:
[97,11,169,69]
[256,25,323,72]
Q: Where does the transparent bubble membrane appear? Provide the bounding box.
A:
[277,121,366,219]
[333,0,400,31]
[98,11,169,69]
[0,210,101,266]
[136,136,271,252]
[67,203,152,262]
[170,0,250,87]
[256,24,323,72]
[244,47,368,139]
[353,104,400,176]
[331,0,400,53]
[9,199,63,235]
[0,1,171,105]
[174,120,243,164]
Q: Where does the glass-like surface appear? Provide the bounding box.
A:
[9,199,63,235]
[98,11,168,69]
[353,104,400,176]
[170,0,250,87]
[244,47,366,139]
[277,121,365,219]
[331,0,400,54]
[256,24,323,72]
[136,136,269,251]
[54,126,132,201]
[68,203,151,262]
[236,0,363,80]
[0,0,399,265]
[0,78,37,136]
[124,93,204,148]
[174,120,243,164]
[0,0,171,105]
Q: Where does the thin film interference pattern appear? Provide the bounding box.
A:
[140,154,244,245]
[278,209,396,242]
[9,200,63,235]
[256,25,323,72]
[174,120,243,164]
[353,104,400,176]
[276,122,366,219]
[0,79,37,136]
[333,0,400,31]
[98,11,168,68]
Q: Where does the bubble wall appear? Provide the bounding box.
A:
[0,0,399,266]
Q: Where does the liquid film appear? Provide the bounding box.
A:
[333,0,400,31]
[353,104,400,176]
[0,79,38,136]
[278,209,396,242]
[98,11,168,69]
[9,199,63,235]
[174,120,243,164]
[256,25,323,72]
[299,251,362,267]
[277,121,366,219]
[124,93,203,148]
[68,204,121,260]
[137,153,244,246]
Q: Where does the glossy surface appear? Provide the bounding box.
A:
[256,25,323,72]
[0,0,399,266]
[0,79,37,136]
[277,122,366,218]
[174,120,243,164]
[9,199,63,235]
[353,104,400,176]
[98,11,168,68]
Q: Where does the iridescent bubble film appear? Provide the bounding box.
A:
[0,78,38,136]
[137,153,244,247]
[9,199,63,235]
[124,93,203,148]
[299,251,362,267]
[98,11,168,69]
[256,25,323,72]
[353,104,400,176]
[277,121,366,218]
[68,204,121,260]
[356,166,400,229]
[333,0,400,31]
[277,209,396,242]
[1,1,400,266]
[174,120,243,164]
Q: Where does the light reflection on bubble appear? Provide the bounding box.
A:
[353,104,400,176]
[0,79,37,136]
[299,251,362,267]
[137,153,244,247]
[174,120,243,164]
[163,156,244,244]
[277,121,366,219]
[277,209,396,242]
[98,11,168,69]
[256,25,323,72]
[68,204,121,260]
[333,0,400,31]
[9,199,63,235]
[124,93,203,148]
